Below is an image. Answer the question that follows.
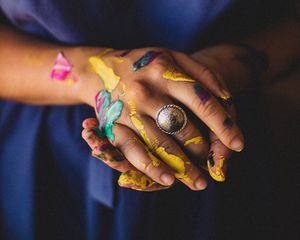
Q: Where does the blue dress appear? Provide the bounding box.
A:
[0,1,289,239]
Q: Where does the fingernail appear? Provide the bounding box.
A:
[230,137,244,151]
[221,89,231,97]
[195,178,207,190]
[161,173,175,186]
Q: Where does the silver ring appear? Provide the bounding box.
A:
[156,104,187,135]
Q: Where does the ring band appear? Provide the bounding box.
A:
[156,104,187,135]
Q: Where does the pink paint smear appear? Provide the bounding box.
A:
[51,52,73,81]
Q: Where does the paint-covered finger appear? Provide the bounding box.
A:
[126,114,208,191]
[135,93,210,162]
[81,127,133,172]
[171,51,234,103]
[168,81,244,152]
[128,95,209,165]
[118,170,171,191]
[82,118,99,129]
[112,124,176,187]
[206,132,232,182]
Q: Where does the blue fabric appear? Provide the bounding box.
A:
[0,0,234,50]
[0,1,286,239]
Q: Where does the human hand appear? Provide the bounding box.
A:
[173,44,253,181]
[80,47,244,190]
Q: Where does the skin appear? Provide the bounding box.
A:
[0,18,299,190]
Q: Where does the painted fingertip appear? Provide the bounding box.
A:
[81,129,93,140]
[208,150,215,166]
[118,170,156,190]
[83,119,99,128]
[207,157,226,182]
[218,95,234,106]
[230,137,244,152]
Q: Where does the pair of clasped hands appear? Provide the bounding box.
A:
[81,45,246,191]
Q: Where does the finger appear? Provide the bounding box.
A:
[171,53,237,120]
[171,52,241,136]
[206,132,232,182]
[81,126,133,172]
[118,170,171,191]
[82,118,169,191]
[204,96,236,182]
[127,92,210,163]
[111,124,176,187]
[126,113,208,191]
[172,51,234,102]
[82,118,99,129]
[167,81,244,152]
[156,100,210,160]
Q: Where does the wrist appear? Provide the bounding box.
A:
[70,46,105,107]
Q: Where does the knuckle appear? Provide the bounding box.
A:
[127,82,152,102]
[177,126,194,142]
[200,66,216,81]
[192,96,218,119]
[146,55,171,79]
[156,138,173,152]
[146,61,166,79]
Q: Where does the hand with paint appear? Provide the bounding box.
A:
[80,47,245,191]
[185,43,269,181]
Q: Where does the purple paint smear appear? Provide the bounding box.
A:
[119,49,132,57]
[218,96,234,106]
[194,83,211,103]
[100,143,112,151]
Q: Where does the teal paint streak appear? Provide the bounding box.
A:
[95,89,124,142]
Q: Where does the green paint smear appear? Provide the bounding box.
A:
[96,89,124,142]
[104,100,123,142]
[93,127,105,138]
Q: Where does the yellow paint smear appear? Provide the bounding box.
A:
[128,100,191,182]
[207,157,225,182]
[114,57,125,63]
[155,147,192,183]
[118,82,128,97]
[118,170,156,190]
[24,55,44,66]
[99,48,114,57]
[89,56,120,92]
[130,114,153,149]
[147,150,160,167]
[184,136,203,146]
[163,65,195,82]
